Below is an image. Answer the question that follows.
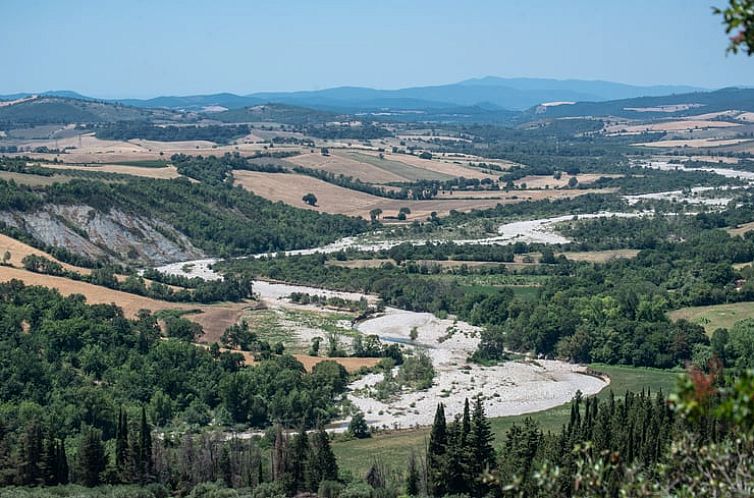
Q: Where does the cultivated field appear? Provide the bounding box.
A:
[0,171,70,186]
[638,137,754,148]
[12,132,293,164]
[0,260,250,338]
[0,233,92,273]
[232,170,513,220]
[41,162,183,179]
[560,249,640,262]
[0,265,191,317]
[382,151,497,179]
[606,119,740,135]
[286,151,408,184]
[512,173,620,189]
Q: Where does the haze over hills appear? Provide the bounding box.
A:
[1,77,706,113]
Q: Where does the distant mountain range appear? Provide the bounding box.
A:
[1,77,706,113]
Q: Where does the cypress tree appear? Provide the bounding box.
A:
[307,427,337,489]
[289,426,309,492]
[55,441,69,485]
[16,420,43,485]
[41,431,56,485]
[405,450,420,497]
[469,396,496,496]
[461,398,471,447]
[115,408,129,482]
[220,444,232,487]
[76,427,106,487]
[427,403,448,497]
[139,407,152,482]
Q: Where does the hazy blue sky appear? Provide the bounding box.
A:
[2,0,752,98]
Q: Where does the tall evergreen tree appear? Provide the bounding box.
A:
[115,408,129,482]
[16,420,43,486]
[406,450,420,497]
[76,427,106,487]
[288,425,309,492]
[427,403,448,496]
[139,407,152,483]
[306,427,337,489]
[469,396,496,496]
[220,444,232,487]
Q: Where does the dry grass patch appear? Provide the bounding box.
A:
[225,349,381,373]
[0,233,92,274]
[513,174,620,189]
[637,138,753,149]
[434,187,616,201]
[607,120,739,135]
[559,249,639,263]
[0,265,191,318]
[727,221,754,237]
[42,163,183,180]
[0,171,70,186]
[669,302,754,334]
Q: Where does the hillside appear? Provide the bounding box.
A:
[525,87,754,119]
[0,96,186,128]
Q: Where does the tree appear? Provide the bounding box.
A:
[715,0,754,55]
[427,403,448,496]
[348,411,371,439]
[115,408,130,482]
[303,193,318,206]
[289,426,309,493]
[307,427,338,489]
[469,396,496,494]
[369,208,383,222]
[567,176,579,188]
[419,151,432,160]
[1,251,10,266]
[16,421,43,485]
[405,450,420,496]
[76,427,106,487]
[398,207,411,221]
[138,407,153,483]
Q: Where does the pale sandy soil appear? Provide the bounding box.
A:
[153,263,608,430]
[624,186,737,206]
[347,308,607,429]
[634,159,754,181]
[625,104,704,113]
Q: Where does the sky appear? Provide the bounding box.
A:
[2,0,752,98]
